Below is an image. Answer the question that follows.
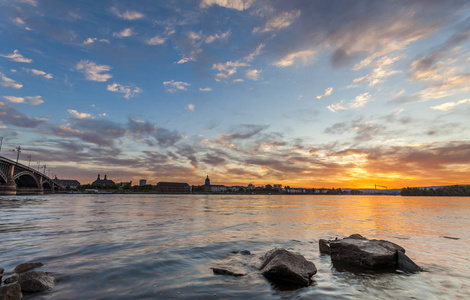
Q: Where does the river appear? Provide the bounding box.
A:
[1,194,469,299]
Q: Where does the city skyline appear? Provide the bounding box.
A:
[1,0,470,189]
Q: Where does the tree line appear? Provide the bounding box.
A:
[401,185,470,196]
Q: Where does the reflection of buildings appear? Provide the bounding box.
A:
[204,175,227,193]
[92,174,115,186]
[53,177,80,189]
[156,182,191,193]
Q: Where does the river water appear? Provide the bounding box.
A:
[1,194,469,299]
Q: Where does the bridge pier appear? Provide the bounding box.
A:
[0,164,17,195]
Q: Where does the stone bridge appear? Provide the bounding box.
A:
[0,156,57,195]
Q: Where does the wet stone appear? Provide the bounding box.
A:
[18,271,55,292]
[14,263,43,274]
[4,276,19,285]
[0,283,23,300]
[259,248,317,287]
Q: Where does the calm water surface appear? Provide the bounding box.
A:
[1,194,469,299]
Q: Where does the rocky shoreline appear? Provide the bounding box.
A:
[1,234,423,299]
[0,263,55,300]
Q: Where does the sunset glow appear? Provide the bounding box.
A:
[0,1,469,188]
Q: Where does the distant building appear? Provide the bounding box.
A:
[272,184,282,190]
[156,182,191,193]
[247,183,255,191]
[203,175,227,193]
[117,181,132,187]
[92,174,115,186]
[139,179,147,186]
[53,177,80,189]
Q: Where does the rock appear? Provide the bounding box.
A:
[321,234,421,272]
[397,251,423,273]
[14,263,43,274]
[0,283,22,300]
[231,250,252,255]
[0,268,4,274]
[18,271,55,292]
[319,239,331,254]
[329,236,404,269]
[211,267,245,277]
[0,268,3,283]
[259,248,317,287]
[3,276,19,285]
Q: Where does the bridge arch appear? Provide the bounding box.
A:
[0,170,6,184]
[14,171,40,188]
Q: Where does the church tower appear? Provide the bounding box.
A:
[205,175,210,186]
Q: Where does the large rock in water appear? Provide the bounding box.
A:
[259,248,317,287]
[18,271,55,292]
[0,283,23,300]
[319,234,421,272]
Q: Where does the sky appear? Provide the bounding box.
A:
[0,0,469,188]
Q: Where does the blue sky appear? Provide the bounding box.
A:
[1,0,469,188]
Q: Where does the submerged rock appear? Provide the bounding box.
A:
[211,267,245,277]
[0,283,22,300]
[319,234,421,272]
[259,248,317,287]
[18,271,55,292]
[4,276,19,285]
[14,263,43,274]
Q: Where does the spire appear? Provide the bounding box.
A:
[98,174,100,180]
[104,174,107,180]
[205,175,210,186]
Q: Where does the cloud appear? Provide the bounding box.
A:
[274,50,316,68]
[3,96,24,103]
[0,101,47,128]
[328,93,371,112]
[19,0,37,6]
[25,68,53,79]
[188,31,201,41]
[327,100,346,112]
[68,109,91,119]
[349,92,371,109]
[187,104,195,111]
[199,87,212,92]
[176,57,194,64]
[213,61,249,81]
[25,95,44,105]
[431,98,470,111]
[107,82,142,99]
[253,10,301,33]
[2,95,43,105]
[82,38,110,45]
[163,80,190,92]
[113,28,134,38]
[147,35,166,45]
[0,72,22,89]
[0,50,32,63]
[200,0,254,11]
[218,124,269,144]
[76,60,112,82]
[205,30,231,44]
[111,7,144,20]
[246,69,261,81]
[316,87,333,99]
[353,55,401,87]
